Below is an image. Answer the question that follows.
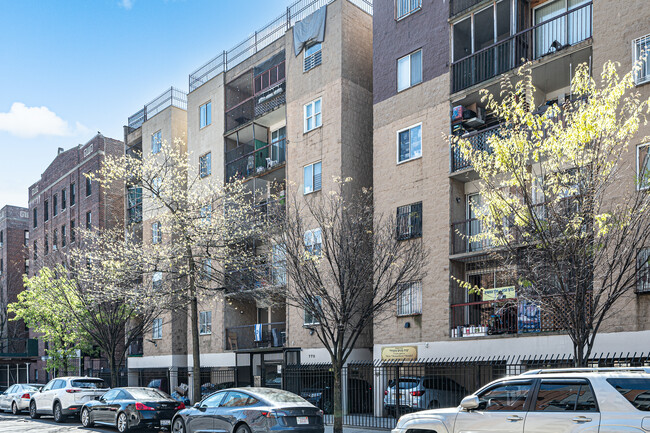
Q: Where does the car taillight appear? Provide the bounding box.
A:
[175,403,185,410]
[21,393,30,399]
[65,389,82,393]
[384,390,388,396]
[411,390,425,397]
[135,402,155,411]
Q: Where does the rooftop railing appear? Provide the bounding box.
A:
[188,0,373,92]
[127,87,188,129]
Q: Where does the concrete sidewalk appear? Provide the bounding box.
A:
[325,426,391,433]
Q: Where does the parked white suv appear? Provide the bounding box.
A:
[29,376,109,422]
[392,367,650,433]
[384,376,467,414]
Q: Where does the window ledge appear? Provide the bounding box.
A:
[304,124,323,135]
[397,155,422,166]
[397,80,423,94]
[397,313,422,318]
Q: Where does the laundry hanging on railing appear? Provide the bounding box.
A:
[293,6,327,56]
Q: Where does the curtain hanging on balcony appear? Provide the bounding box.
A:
[293,6,327,56]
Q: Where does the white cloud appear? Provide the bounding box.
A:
[0,102,87,139]
[119,0,134,10]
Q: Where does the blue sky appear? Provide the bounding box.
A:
[0,0,287,208]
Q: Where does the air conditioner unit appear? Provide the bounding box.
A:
[463,106,486,128]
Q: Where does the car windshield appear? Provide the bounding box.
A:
[390,379,419,389]
[128,388,170,400]
[607,378,650,411]
[71,379,106,389]
[253,388,308,403]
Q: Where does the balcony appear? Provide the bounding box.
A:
[226,140,286,182]
[0,338,38,358]
[449,294,591,338]
[225,322,286,351]
[128,337,143,357]
[226,261,287,293]
[451,2,592,94]
[449,0,485,18]
[450,124,499,173]
[451,218,491,256]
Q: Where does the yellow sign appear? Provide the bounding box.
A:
[482,286,516,301]
[381,346,418,361]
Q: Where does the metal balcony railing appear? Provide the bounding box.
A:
[225,322,286,350]
[451,2,592,93]
[188,0,373,92]
[451,218,491,255]
[126,87,188,130]
[0,338,38,358]
[451,124,500,172]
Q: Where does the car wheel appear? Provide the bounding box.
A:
[117,412,129,433]
[235,424,252,433]
[11,402,18,415]
[81,408,93,427]
[172,417,186,433]
[53,402,64,423]
[29,401,40,419]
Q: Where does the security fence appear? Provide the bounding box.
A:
[283,353,650,430]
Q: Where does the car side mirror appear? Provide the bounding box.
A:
[193,403,201,409]
[460,395,479,410]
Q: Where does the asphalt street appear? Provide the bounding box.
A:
[0,412,160,432]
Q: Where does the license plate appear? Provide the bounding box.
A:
[160,420,171,426]
[297,416,309,425]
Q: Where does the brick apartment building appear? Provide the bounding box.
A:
[0,205,36,388]
[27,133,125,382]
[372,0,650,363]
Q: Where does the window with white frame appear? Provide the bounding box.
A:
[304,228,323,256]
[152,177,162,198]
[152,130,162,154]
[304,98,322,132]
[200,101,212,128]
[634,34,650,85]
[397,49,422,92]
[304,296,322,325]
[638,248,650,293]
[152,222,162,244]
[397,124,422,163]
[304,42,322,72]
[199,311,212,335]
[397,281,422,316]
[304,161,322,194]
[152,318,163,339]
[199,152,212,178]
[153,271,163,291]
[637,143,650,190]
[396,0,421,19]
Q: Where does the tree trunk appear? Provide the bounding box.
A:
[332,360,343,433]
[108,351,119,388]
[191,295,201,403]
[574,341,586,367]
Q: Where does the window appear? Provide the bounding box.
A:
[201,391,227,408]
[152,318,163,339]
[200,101,212,128]
[304,228,322,256]
[152,222,162,244]
[44,200,49,222]
[255,61,285,94]
[634,34,650,85]
[477,381,533,411]
[396,202,422,240]
[0,259,3,275]
[534,380,597,412]
[201,204,212,225]
[23,230,29,247]
[127,186,143,224]
[304,296,322,325]
[397,281,422,316]
[33,241,37,260]
[534,0,590,58]
[221,391,254,407]
[304,98,322,132]
[44,234,49,255]
[86,211,92,229]
[70,183,76,206]
[200,152,212,178]
[53,194,58,216]
[33,208,37,228]
[0,230,3,247]
[607,378,650,411]
[70,220,76,243]
[53,229,58,251]
[452,1,512,62]
[304,43,322,72]
[272,243,287,286]
[61,189,66,210]
[637,143,650,190]
[199,311,212,335]
[152,130,162,154]
[303,161,322,194]
[202,258,212,280]
[397,50,422,92]
[153,271,162,290]
[396,0,421,19]
[152,177,162,198]
[397,124,422,163]
[638,248,650,293]
[86,177,92,197]
[61,225,67,248]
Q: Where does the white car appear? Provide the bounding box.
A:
[0,383,42,414]
[384,376,467,414]
[29,376,109,422]
[392,367,650,433]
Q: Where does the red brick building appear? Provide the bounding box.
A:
[27,133,124,382]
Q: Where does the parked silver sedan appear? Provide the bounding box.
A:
[171,387,324,433]
[0,383,42,415]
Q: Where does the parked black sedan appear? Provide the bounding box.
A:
[171,387,323,433]
[80,387,185,432]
